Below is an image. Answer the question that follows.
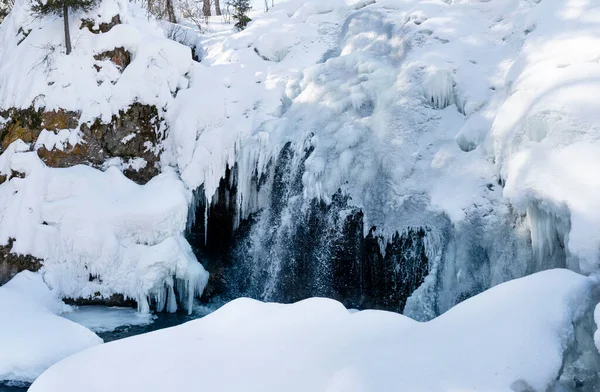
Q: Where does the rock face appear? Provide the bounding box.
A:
[0,104,162,185]
[0,239,42,285]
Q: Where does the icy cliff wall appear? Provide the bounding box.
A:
[171,0,600,317]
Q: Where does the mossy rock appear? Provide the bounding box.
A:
[1,103,163,184]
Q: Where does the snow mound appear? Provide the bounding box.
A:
[29,269,600,392]
[0,150,208,313]
[0,271,102,383]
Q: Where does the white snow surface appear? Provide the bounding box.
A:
[0,0,208,311]
[0,0,192,123]
[29,269,600,392]
[0,271,102,383]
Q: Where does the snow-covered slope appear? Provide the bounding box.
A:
[29,269,600,392]
[0,271,102,383]
[0,0,207,311]
[0,0,190,122]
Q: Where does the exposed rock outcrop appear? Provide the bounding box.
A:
[0,103,163,184]
[0,239,42,286]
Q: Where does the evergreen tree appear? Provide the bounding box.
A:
[0,0,14,23]
[226,0,250,30]
[31,0,97,55]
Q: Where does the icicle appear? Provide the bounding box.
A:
[137,295,150,313]
[204,196,209,246]
[155,286,167,312]
[422,66,455,110]
[167,283,178,313]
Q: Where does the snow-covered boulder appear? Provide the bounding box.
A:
[0,271,102,384]
[29,269,600,392]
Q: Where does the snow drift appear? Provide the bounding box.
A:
[29,269,600,392]
[0,271,101,384]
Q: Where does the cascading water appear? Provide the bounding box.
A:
[187,141,433,313]
[186,137,538,320]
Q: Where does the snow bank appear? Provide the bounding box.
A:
[29,269,600,392]
[495,0,600,274]
[0,150,208,313]
[0,0,192,123]
[0,271,101,383]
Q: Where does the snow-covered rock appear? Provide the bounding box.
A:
[29,269,600,392]
[0,0,208,311]
[0,271,102,383]
[0,150,208,313]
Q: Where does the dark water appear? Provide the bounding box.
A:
[0,310,204,391]
[0,383,29,392]
[97,311,200,342]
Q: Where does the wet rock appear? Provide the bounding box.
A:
[94,47,131,71]
[80,15,121,34]
[0,239,43,286]
[63,294,138,308]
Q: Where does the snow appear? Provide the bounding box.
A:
[29,269,600,392]
[0,0,599,324]
[0,0,192,123]
[62,306,155,333]
[495,0,600,274]
[0,150,208,313]
[0,0,209,312]
[34,129,81,152]
[0,271,102,383]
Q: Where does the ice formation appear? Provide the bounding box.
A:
[62,305,156,333]
[166,0,600,317]
[29,269,600,392]
[0,271,102,383]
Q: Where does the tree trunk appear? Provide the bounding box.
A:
[214,0,221,16]
[202,0,211,16]
[165,0,176,22]
[63,3,71,55]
